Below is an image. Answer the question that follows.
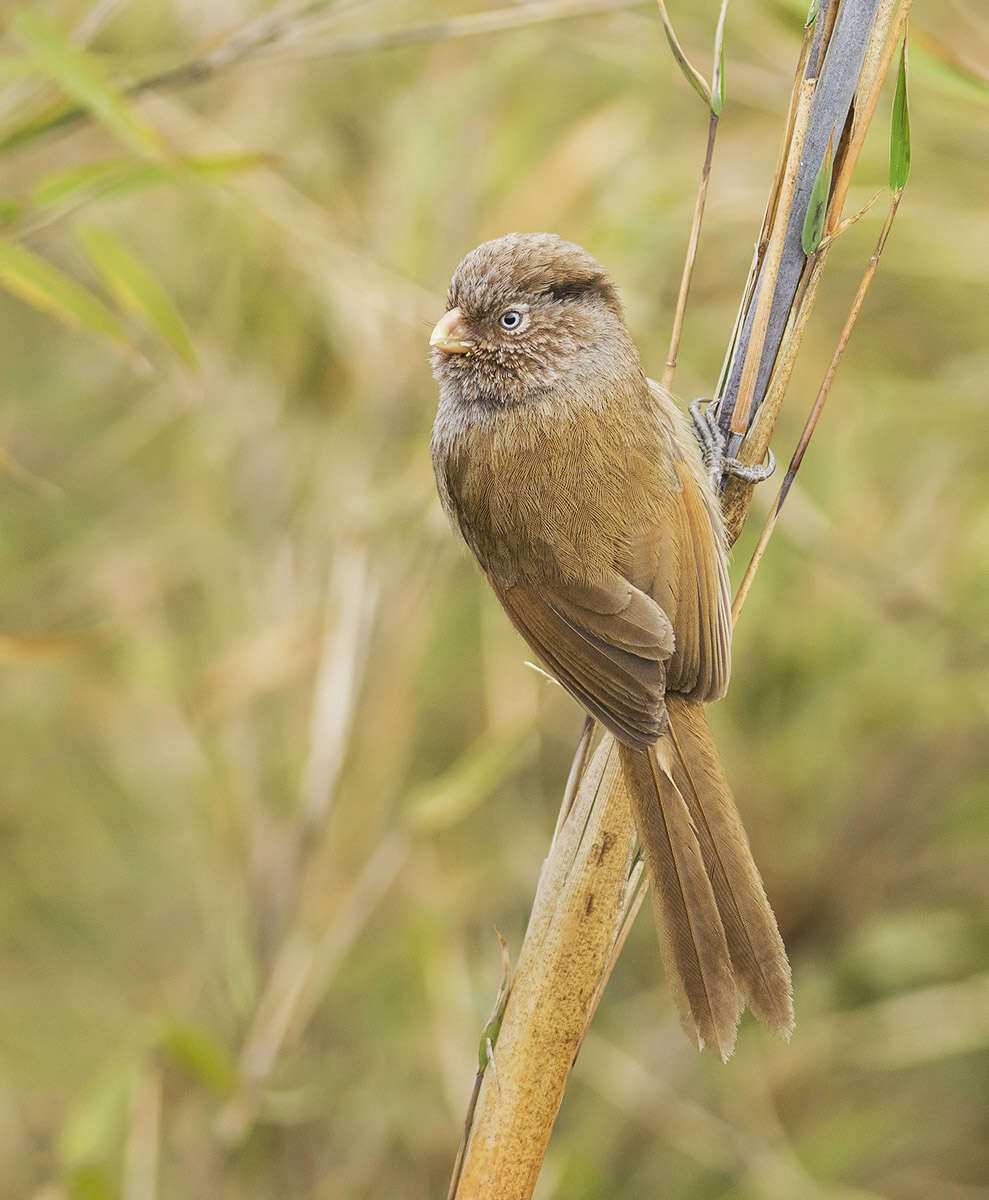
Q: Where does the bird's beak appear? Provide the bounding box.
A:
[429,307,474,355]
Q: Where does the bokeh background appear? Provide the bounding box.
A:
[1,1,986,1197]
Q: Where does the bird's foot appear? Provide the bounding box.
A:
[690,398,776,494]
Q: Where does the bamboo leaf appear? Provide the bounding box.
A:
[32,152,274,207]
[655,0,711,106]
[157,1023,237,1096]
[0,237,127,344]
[58,1060,132,1168]
[32,160,156,207]
[178,151,277,181]
[711,0,728,116]
[12,12,163,158]
[801,128,834,254]
[712,33,727,115]
[67,1163,116,1200]
[478,933,512,1070]
[805,0,819,27]
[77,225,197,366]
[889,37,911,192]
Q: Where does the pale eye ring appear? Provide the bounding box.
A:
[499,309,523,331]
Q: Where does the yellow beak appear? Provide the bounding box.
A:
[429,307,474,354]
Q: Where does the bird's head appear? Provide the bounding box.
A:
[430,232,636,409]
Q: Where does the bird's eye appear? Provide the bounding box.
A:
[499,310,523,331]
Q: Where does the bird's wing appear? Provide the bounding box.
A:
[622,384,732,703]
[491,572,675,749]
[624,457,732,703]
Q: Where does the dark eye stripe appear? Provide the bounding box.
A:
[539,271,620,312]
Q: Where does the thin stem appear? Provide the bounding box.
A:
[0,0,649,152]
[661,109,719,391]
[732,191,903,626]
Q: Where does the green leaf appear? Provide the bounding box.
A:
[32,160,159,207]
[656,0,711,107]
[712,32,727,116]
[478,933,512,1071]
[0,237,127,344]
[802,129,834,254]
[157,1022,237,1096]
[67,1163,116,1200]
[889,38,911,192]
[13,12,163,158]
[33,152,274,208]
[77,226,197,366]
[179,151,277,181]
[805,0,820,28]
[58,1060,132,1168]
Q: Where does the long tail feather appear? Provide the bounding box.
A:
[620,742,742,1060]
[666,695,794,1038]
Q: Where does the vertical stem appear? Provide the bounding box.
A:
[661,110,719,391]
[452,739,637,1199]
[732,193,902,625]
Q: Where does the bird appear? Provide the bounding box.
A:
[429,231,792,1059]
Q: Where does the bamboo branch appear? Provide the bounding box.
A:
[732,190,904,625]
[717,0,885,448]
[721,0,911,543]
[452,737,637,1199]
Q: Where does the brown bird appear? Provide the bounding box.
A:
[429,232,792,1059]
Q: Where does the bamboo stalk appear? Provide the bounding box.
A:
[732,191,904,624]
[721,0,910,542]
[729,77,815,435]
[451,737,637,1199]
[717,0,885,448]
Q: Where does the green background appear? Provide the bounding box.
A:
[0,1,986,1197]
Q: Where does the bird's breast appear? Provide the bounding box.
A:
[442,398,664,587]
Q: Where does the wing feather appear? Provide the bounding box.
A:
[492,573,673,748]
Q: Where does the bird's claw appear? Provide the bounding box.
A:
[690,398,776,493]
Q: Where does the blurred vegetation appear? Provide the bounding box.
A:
[0,1,986,1198]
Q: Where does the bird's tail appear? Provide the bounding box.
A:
[620,694,793,1060]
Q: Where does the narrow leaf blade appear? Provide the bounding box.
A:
[158,1023,237,1097]
[889,38,911,192]
[77,225,197,366]
[13,12,163,158]
[33,152,273,208]
[32,160,153,207]
[0,237,127,344]
[656,0,711,106]
[801,129,834,254]
[712,35,727,115]
[711,0,728,116]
